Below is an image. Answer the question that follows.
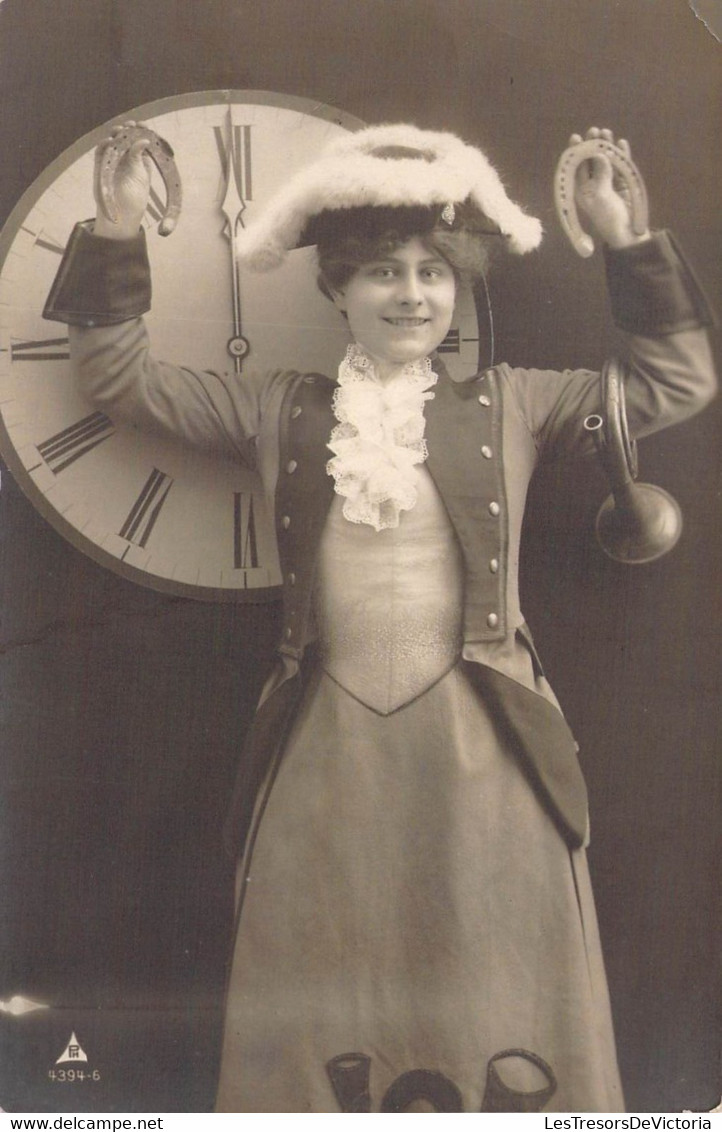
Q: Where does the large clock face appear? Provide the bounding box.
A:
[0,90,481,602]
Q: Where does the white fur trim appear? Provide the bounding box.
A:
[236,123,542,270]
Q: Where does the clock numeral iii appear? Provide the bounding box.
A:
[437,329,460,355]
[119,468,174,549]
[36,411,115,473]
[234,491,259,569]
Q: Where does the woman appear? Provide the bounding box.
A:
[44,122,716,1112]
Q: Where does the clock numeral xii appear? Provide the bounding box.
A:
[213,122,253,202]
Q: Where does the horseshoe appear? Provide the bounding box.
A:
[554,137,648,258]
[95,124,182,236]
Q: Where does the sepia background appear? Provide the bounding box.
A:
[0,0,719,1113]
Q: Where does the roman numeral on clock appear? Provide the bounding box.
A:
[20,226,65,256]
[233,491,259,569]
[11,336,70,362]
[438,328,460,354]
[143,185,169,229]
[119,468,174,549]
[213,121,253,203]
[36,411,115,473]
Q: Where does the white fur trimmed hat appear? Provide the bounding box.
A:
[236,123,543,271]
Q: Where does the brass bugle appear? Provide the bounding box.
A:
[583,358,683,564]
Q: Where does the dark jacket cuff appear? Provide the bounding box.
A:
[604,230,716,335]
[43,221,151,326]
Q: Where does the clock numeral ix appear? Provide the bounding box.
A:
[119,468,174,550]
[234,491,259,570]
[11,337,70,362]
[34,411,115,474]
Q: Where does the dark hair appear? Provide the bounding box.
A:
[312,204,498,300]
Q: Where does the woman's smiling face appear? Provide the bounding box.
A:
[330,237,457,376]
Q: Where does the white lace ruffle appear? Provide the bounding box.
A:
[326,343,438,531]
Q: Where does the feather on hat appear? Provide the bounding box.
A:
[236,123,543,271]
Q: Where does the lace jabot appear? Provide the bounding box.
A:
[326,343,438,531]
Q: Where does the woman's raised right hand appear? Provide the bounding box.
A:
[93,121,152,239]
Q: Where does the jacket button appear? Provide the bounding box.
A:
[291,405,303,419]
[488,501,500,517]
[481,445,492,459]
[285,627,293,639]
[487,613,499,629]
[287,460,298,474]
[281,515,291,529]
[288,572,296,585]
[489,558,499,573]
[478,394,491,406]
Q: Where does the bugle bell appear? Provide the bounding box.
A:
[583,358,683,564]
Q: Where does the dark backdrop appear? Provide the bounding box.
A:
[0,0,719,1114]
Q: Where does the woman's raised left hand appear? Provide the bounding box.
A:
[571,127,651,249]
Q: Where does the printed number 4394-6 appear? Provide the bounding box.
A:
[48,1069,101,1083]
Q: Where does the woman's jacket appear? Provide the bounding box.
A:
[44,224,717,853]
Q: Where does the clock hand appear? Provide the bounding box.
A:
[219,109,251,374]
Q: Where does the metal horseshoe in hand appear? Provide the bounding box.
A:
[554,137,648,258]
[95,124,182,236]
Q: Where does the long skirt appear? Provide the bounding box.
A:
[215,663,624,1113]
